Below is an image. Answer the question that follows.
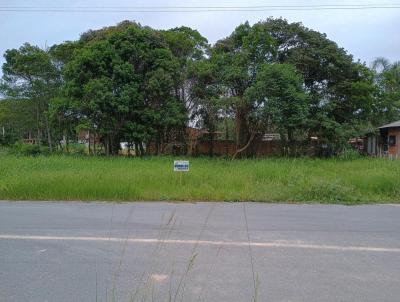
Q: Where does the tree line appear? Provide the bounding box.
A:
[0,18,399,157]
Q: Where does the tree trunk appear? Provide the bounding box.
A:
[155,135,160,155]
[235,107,250,157]
[105,136,110,156]
[66,133,70,154]
[209,133,214,157]
[287,129,293,156]
[160,135,164,155]
[279,131,288,156]
[139,142,145,157]
[93,134,96,156]
[225,118,229,156]
[232,131,257,160]
[88,131,91,155]
[44,115,53,152]
[145,140,151,156]
[134,141,139,157]
[236,109,249,147]
[36,105,41,146]
[110,135,119,156]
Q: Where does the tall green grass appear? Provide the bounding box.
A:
[0,154,399,203]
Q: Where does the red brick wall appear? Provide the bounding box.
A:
[195,140,282,157]
[388,128,400,156]
[146,139,321,157]
[147,140,282,157]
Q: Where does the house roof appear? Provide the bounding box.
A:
[379,121,400,129]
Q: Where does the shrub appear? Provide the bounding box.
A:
[0,146,9,155]
[9,142,50,156]
[298,180,357,203]
[68,143,87,155]
[337,147,362,160]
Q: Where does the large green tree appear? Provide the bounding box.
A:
[210,22,277,152]
[1,19,389,158]
[194,18,378,156]
[257,18,377,151]
[1,43,61,151]
[64,22,188,155]
[245,63,309,156]
[371,57,400,124]
[0,99,36,145]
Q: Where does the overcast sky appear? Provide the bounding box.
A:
[1,0,399,75]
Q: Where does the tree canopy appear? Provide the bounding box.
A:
[1,19,398,157]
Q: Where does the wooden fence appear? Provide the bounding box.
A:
[147,139,283,157]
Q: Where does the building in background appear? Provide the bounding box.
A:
[366,121,400,158]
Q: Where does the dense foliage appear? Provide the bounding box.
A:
[1,19,399,157]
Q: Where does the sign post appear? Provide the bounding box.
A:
[174,160,189,185]
[174,160,189,172]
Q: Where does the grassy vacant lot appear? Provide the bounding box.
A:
[0,154,399,204]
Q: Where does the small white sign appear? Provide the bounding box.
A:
[174,160,189,172]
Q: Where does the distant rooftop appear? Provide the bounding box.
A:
[379,121,400,129]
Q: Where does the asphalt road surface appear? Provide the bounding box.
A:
[1,201,400,302]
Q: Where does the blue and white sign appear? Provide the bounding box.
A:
[174,160,189,172]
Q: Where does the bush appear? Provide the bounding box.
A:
[0,133,18,146]
[9,142,50,156]
[297,180,357,203]
[68,143,87,155]
[0,146,9,155]
[337,147,362,160]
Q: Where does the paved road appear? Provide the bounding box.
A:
[0,202,400,302]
